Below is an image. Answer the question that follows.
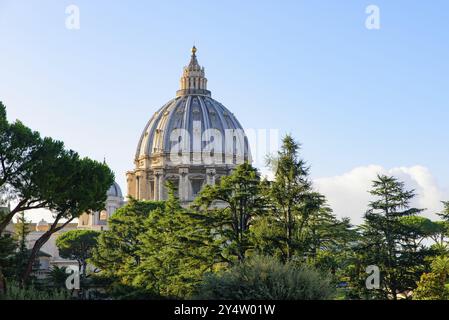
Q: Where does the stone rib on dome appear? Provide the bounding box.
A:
[135,95,250,163]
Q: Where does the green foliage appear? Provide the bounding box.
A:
[252,135,357,290]
[12,212,31,279]
[430,255,449,277]
[48,266,69,289]
[0,280,70,300]
[56,230,100,276]
[0,103,61,232]
[193,162,267,263]
[195,255,335,300]
[3,110,448,302]
[0,234,17,279]
[352,175,428,300]
[107,283,163,300]
[258,135,357,267]
[0,102,115,283]
[21,155,114,283]
[413,273,449,300]
[0,101,6,123]
[93,185,218,299]
[265,135,313,261]
[134,184,218,298]
[400,216,439,237]
[92,199,165,278]
[429,202,449,250]
[414,256,449,300]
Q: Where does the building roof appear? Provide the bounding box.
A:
[135,47,251,163]
[107,181,123,198]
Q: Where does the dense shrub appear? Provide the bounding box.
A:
[194,256,335,300]
[413,273,449,300]
[414,256,449,300]
[0,280,70,300]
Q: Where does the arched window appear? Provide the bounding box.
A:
[100,210,108,221]
[191,179,204,198]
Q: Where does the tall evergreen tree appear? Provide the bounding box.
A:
[354,174,427,300]
[133,183,218,298]
[267,135,312,260]
[193,162,266,264]
[257,134,355,266]
[92,199,165,278]
[92,184,219,299]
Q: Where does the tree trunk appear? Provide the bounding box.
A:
[286,208,291,260]
[21,218,74,285]
[21,232,51,285]
[0,199,27,233]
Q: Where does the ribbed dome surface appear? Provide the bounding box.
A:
[127,48,251,202]
[134,47,250,165]
[107,181,123,198]
[135,95,249,162]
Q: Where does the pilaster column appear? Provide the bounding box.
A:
[136,175,141,199]
[126,172,136,199]
[140,172,149,200]
[154,175,159,200]
[179,167,189,201]
[154,169,165,200]
[148,176,155,200]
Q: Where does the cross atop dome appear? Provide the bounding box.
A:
[177,46,211,97]
[187,46,201,71]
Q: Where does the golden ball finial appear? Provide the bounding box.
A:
[191,45,197,56]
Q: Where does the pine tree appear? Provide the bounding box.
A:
[91,199,165,278]
[355,174,427,300]
[56,229,100,278]
[92,185,217,299]
[267,135,312,260]
[193,162,267,264]
[258,134,355,265]
[135,182,218,298]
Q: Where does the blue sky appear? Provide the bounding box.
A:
[1,1,448,223]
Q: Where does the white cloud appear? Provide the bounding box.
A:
[314,165,448,225]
